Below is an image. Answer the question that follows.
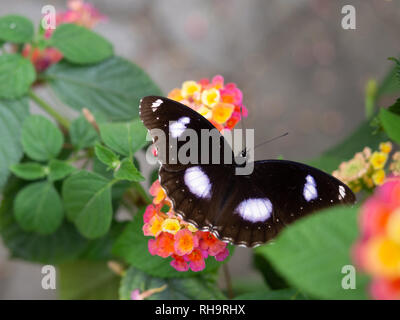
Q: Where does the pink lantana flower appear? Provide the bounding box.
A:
[353,177,400,299]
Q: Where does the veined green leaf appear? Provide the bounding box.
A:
[0,54,35,99]
[62,171,113,239]
[94,143,120,169]
[46,57,163,121]
[48,159,76,181]
[114,158,144,182]
[51,24,113,64]
[0,98,29,189]
[99,119,147,157]
[21,115,64,161]
[69,115,99,150]
[255,206,369,300]
[14,181,63,234]
[0,15,34,43]
[10,162,47,180]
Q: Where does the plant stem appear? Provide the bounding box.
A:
[29,90,70,129]
[223,264,234,299]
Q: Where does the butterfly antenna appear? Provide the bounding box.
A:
[254,132,289,150]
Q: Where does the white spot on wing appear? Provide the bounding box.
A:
[338,185,346,200]
[170,117,190,138]
[303,174,318,202]
[184,166,212,199]
[236,198,272,223]
[151,99,163,112]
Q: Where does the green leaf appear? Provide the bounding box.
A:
[45,57,163,121]
[94,143,120,169]
[112,211,231,278]
[114,158,144,182]
[21,115,64,161]
[51,24,113,64]
[0,177,110,264]
[92,157,133,207]
[234,289,307,300]
[0,15,34,43]
[58,260,119,299]
[9,162,47,180]
[255,206,369,300]
[48,159,76,181]
[379,108,400,144]
[119,267,226,300]
[253,254,288,290]
[0,54,35,99]
[0,98,29,189]
[80,221,127,261]
[99,119,148,157]
[69,115,99,149]
[308,118,387,172]
[14,181,63,235]
[62,171,113,239]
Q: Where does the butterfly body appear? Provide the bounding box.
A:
[140,96,356,247]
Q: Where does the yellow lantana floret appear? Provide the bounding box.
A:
[372,169,386,186]
[201,88,220,107]
[379,142,393,154]
[370,151,388,170]
[161,218,181,235]
[181,81,201,99]
[212,102,234,124]
[365,236,400,278]
[149,215,164,237]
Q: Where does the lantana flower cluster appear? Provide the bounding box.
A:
[332,142,393,192]
[168,75,247,131]
[22,0,106,72]
[353,177,400,299]
[143,180,229,272]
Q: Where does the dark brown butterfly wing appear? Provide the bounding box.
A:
[140,96,356,247]
[139,96,234,171]
[159,160,355,247]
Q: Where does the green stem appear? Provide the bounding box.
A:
[29,90,70,129]
[223,264,234,299]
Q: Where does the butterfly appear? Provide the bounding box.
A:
[139,96,356,247]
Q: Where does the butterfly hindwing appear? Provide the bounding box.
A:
[159,160,355,247]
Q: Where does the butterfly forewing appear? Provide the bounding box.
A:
[140,96,234,171]
[139,96,356,247]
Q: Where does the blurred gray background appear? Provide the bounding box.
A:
[0,0,399,299]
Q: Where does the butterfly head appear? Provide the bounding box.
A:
[235,148,249,167]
